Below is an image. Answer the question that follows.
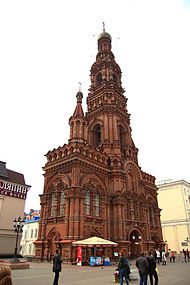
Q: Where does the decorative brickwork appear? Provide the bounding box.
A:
[35,29,163,262]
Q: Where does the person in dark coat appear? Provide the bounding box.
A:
[187,249,189,262]
[183,249,187,263]
[136,252,149,285]
[52,249,62,285]
[146,251,158,285]
[118,250,129,285]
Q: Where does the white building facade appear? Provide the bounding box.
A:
[20,216,39,257]
[157,180,190,253]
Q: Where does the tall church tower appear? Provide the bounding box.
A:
[35,28,163,262]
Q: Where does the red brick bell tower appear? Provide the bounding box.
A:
[35,28,163,262]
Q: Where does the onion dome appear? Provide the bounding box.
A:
[97,31,112,41]
[97,23,112,41]
[73,90,84,117]
[76,90,83,103]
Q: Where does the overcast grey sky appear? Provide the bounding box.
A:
[1,0,190,212]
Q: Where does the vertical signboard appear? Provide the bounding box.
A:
[77,247,82,266]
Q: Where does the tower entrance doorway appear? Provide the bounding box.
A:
[130,230,142,258]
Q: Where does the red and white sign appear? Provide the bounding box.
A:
[0,180,30,199]
[77,247,82,266]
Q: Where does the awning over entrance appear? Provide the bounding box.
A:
[72,236,118,247]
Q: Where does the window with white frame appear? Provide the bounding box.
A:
[35,228,38,238]
[29,244,31,254]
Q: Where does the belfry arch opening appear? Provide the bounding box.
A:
[96,73,102,86]
[113,73,118,86]
[92,124,101,147]
[119,125,125,146]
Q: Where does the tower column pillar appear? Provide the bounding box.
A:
[113,203,118,240]
[104,113,109,141]
[74,197,80,239]
[79,198,84,238]
[113,113,118,141]
[69,197,75,238]
[109,114,113,143]
[65,198,70,238]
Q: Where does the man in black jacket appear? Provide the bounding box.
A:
[146,251,158,285]
[136,252,149,285]
[52,249,62,285]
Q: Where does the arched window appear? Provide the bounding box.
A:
[152,208,155,225]
[107,157,111,167]
[84,190,90,215]
[96,73,102,85]
[119,126,125,146]
[113,74,118,85]
[131,200,135,220]
[128,174,133,191]
[60,191,65,215]
[94,192,100,217]
[76,121,80,137]
[93,124,101,147]
[149,207,155,225]
[51,193,55,217]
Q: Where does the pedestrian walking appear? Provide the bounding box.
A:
[146,251,158,285]
[187,249,189,262]
[183,249,187,263]
[159,250,162,264]
[156,250,160,264]
[136,252,149,285]
[168,249,172,263]
[172,252,175,263]
[52,249,62,285]
[118,250,129,285]
[162,251,166,266]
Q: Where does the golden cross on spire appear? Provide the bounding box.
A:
[78,81,82,91]
[102,21,105,32]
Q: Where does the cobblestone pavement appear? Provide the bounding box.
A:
[11,259,190,285]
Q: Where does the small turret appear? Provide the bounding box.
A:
[69,89,87,143]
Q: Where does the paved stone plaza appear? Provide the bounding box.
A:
[11,259,190,285]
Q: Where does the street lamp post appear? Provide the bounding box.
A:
[10,216,24,262]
